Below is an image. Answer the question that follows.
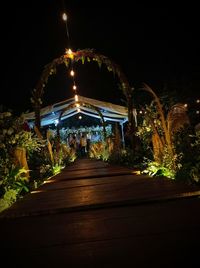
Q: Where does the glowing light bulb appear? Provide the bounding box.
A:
[67,48,72,54]
[73,85,77,90]
[77,108,81,112]
[65,48,74,59]
[76,103,80,107]
[70,70,75,76]
[78,115,82,120]
[197,99,200,103]
[184,104,188,108]
[75,95,79,102]
[62,13,67,21]
[196,110,200,114]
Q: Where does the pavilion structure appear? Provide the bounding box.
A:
[24,95,137,147]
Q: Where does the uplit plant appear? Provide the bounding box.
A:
[0,111,44,212]
[136,84,190,180]
[142,159,176,179]
[0,166,30,212]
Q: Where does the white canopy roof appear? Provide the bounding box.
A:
[24,95,137,127]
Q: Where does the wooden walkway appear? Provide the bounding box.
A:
[0,158,200,267]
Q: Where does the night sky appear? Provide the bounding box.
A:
[1,2,200,114]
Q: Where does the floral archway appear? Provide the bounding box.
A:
[31,49,135,144]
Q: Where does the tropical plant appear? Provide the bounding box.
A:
[174,127,200,183]
[137,84,190,179]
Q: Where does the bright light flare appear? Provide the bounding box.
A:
[54,119,59,126]
[73,85,77,90]
[75,95,79,102]
[65,48,74,59]
[70,70,75,76]
[62,13,67,21]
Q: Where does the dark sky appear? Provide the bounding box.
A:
[1,1,200,114]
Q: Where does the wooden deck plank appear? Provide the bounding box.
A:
[1,198,199,267]
[1,172,199,218]
[1,158,200,267]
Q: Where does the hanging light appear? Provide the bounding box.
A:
[66,48,72,54]
[70,70,75,76]
[75,94,79,102]
[197,99,200,103]
[76,103,80,107]
[73,85,77,90]
[78,115,82,120]
[66,48,74,59]
[62,13,67,21]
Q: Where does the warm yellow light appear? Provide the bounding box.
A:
[196,110,200,114]
[76,103,80,107]
[43,180,56,184]
[68,48,72,54]
[184,103,188,108]
[132,170,141,175]
[62,13,67,21]
[197,99,200,103]
[65,48,74,59]
[70,70,75,76]
[73,85,77,90]
[77,108,81,112]
[31,190,44,194]
[75,95,79,102]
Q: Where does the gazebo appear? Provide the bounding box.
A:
[24,95,137,147]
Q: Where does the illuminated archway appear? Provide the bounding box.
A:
[31,49,135,140]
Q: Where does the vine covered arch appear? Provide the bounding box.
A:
[31,49,135,142]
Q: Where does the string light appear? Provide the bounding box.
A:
[62,9,80,113]
[62,13,67,21]
[66,48,74,60]
[75,94,79,102]
[70,70,75,76]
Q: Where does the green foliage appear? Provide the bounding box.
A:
[0,189,18,212]
[28,148,53,180]
[0,166,30,197]
[0,166,30,213]
[0,111,46,212]
[142,160,175,179]
[174,128,200,183]
[52,163,63,175]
